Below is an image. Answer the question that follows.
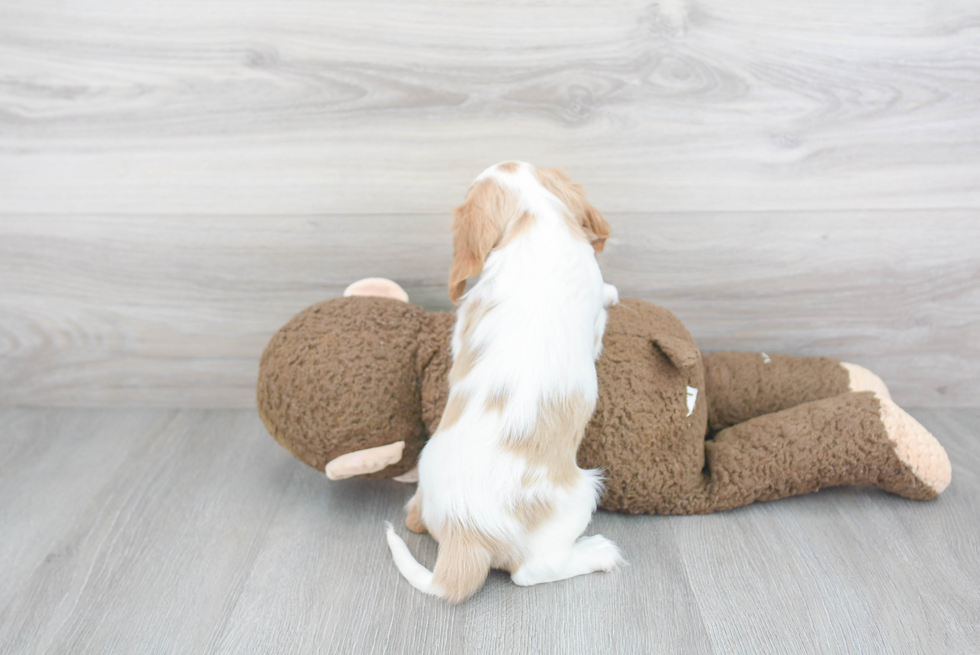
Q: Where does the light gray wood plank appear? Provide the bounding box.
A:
[2,211,976,407]
[0,409,977,654]
[214,472,713,655]
[0,409,172,610]
[673,408,980,654]
[610,212,980,409]
[0,409,297,655]
[1,1,978,214]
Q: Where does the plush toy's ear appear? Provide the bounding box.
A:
[449,178,516,304]
[652,335,699,371]
[343,278,409,302]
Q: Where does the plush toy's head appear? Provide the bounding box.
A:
[256,280,452,480]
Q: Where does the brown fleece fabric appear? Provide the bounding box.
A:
[416,311,455,437]
[257,295,943,514]
[703,352,851,431]
[696,391,938,513]
[257,296,437,478]
[576,299,708,514]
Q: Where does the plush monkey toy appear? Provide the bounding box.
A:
[257,278,950,515]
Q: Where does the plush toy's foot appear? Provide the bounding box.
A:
[840,365,949,497]
[842,362,892,401]
[878,398,952,498]
[689,391,952,515]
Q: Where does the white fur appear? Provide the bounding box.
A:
[386,161,623,599]
[385,522,436,594]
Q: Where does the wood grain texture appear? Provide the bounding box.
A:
[1,0,978,406]
[2,211,977,407]
[0,409,298,654]
[1,0,979,214]
[0,410,171,610]
[0,408,977,653]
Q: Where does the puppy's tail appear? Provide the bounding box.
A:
[385,522,490,604]
[385,522,438,595]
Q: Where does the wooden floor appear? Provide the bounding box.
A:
[0,407,976,654]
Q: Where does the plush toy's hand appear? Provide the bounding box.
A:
[325,441,406,480]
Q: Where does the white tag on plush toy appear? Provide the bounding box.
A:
[686,386,698,417]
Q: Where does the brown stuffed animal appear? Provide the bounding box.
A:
[257,278,951,515]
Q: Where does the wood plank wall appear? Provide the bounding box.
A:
[1,1,978,407]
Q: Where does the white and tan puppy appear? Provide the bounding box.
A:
[385,161,623,603]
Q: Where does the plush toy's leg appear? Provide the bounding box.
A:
[703,352,890,431]
[697,391,951,513]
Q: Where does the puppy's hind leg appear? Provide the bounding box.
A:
[405,489,427,534]
[511,476,624,587]
[512,534,624,586]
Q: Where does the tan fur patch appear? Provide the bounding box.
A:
[534,167,610,253]
[431,522,522,602]
[511,496,554,533]
[503,394,595,487]
[449,178,521,303]
[484,389,509,414]
[405,490,427,534]
[449,339,483,386]
[439,391,470,430]
[497,161,520,173]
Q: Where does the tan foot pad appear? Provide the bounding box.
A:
[843,362,892,401]
[879,398,952,496]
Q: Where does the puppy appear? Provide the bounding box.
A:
[385,161,622,603]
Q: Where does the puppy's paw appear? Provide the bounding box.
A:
[576,534,625,572]
[602,283,620,309]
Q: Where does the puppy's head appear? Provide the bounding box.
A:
[533,167,610,254]
[449,163,611,304]
[449,175,521,304]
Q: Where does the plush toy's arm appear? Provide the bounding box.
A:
[702,352,890,431]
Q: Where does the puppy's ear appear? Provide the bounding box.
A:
[449,179,515,304]
[534,167,610,254]
[580,203,610,254]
